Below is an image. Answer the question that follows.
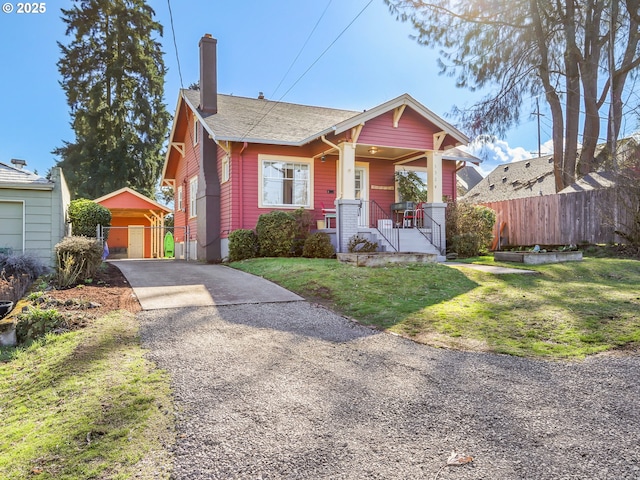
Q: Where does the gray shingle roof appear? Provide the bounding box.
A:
[457,165,484,193]
[182,89,360,145]
[0,161,52,188]
[559,171,616,193]
[462,155,557,203]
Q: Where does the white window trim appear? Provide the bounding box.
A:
[193,117,199,146]
[258,154,314,209]
[189,176,198,218]
[177,185,183,212]
[221,154,230,183]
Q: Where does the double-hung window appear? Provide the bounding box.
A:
[189,176,198,218]
[177,185,184,212]
[260,155,312,208]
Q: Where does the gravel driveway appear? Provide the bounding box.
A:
[139,302,640,479]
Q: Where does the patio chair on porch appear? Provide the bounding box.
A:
[403,202,426,228]
[321,202,336,228]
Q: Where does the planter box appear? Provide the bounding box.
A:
[337,252,438,267]
[494,251,583,265]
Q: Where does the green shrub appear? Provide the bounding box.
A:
[228,229,259,261]
[302,233,335,258]
[446,201,496,257]
[256,211,298,257]
[55,236,103,287]
[0,252,48,280]
[68,199,112,238]
[347,235,379,253]
[291,208,314,256]
[15,307,67,344]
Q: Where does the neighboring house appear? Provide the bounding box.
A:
[462,155,556,203]
[464,136,639,204]
[0,159,70,267]
[559,171,617,194]
[456,164,483,196]
[161,34,477,261]
[94,187,172,259]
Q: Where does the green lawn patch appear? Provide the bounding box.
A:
[231,257,640,359]
[0,312,174,479]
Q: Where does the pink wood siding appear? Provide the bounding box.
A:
[235,144,319,231]
[219,144,233,237]
[443,160,457,201]
[173,113,200,243]
[358,109,440,150]
[366,158,396,214]
[99,191,157,210]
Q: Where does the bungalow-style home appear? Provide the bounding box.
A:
[94,187,172,259]
[0,159,70,267]
[161,34,477,261]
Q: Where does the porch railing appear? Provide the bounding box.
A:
[417,209,443,254]
[368,200,399,252]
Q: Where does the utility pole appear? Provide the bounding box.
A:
[609,0,618,170]
[532,98,545,157]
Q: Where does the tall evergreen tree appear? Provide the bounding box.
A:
[55,0,170,199]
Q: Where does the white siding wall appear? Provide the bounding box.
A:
[0,168,70,268]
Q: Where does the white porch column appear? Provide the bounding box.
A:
[426,151,442,203]
[340,142,357,199]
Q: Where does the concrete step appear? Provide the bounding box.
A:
[371,227,441,255]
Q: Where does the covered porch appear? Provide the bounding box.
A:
[314,133,475,257]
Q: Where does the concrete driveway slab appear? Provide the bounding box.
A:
[110,259,302,310]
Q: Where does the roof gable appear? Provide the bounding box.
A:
[95,187,171,213]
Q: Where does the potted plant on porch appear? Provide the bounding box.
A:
[391,170,428,224]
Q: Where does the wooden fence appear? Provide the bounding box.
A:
[481,189,627,247]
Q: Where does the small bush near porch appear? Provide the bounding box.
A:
[231,256,640,359]
[446,201,496,257]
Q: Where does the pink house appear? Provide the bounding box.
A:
[161,34,476,262]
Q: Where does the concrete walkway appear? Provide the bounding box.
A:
[109,260,302,310]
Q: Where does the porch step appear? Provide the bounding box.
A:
[368,227,441,256]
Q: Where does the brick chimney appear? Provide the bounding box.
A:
[199,34,218,114]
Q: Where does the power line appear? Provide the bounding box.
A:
[240,0,375,142]
[166,0,184,90]
[269,0,334,100]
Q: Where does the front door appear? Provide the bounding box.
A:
[355,165,368,227]
[128,225,144,258]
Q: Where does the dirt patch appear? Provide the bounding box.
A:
[30,263,141,322]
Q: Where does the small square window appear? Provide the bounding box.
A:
[222,154,230,183]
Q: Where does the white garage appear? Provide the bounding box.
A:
[0,160,70,266]
[0,200,24,254]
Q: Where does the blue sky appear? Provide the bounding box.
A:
[0,0,555,179]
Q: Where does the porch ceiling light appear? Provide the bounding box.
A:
[368,147,379,154]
